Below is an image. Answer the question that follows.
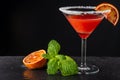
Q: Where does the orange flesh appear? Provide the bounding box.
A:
[23,49,46,69]
[24,52,43,63]
[95,3,119,26]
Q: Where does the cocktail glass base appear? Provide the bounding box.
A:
[78,65,99,74]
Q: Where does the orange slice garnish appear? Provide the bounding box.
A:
[23,49,47,69]
[95,3,119,26]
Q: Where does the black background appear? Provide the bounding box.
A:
[1,0,120,56]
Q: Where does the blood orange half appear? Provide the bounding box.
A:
[23,49,47,69]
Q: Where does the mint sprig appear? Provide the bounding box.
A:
[43,40,78,76]
[47,40,60,57]
[47,58,59,75]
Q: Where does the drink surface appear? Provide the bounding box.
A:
[65,14,104,39]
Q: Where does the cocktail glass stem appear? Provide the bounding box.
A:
[81,38,87,68]
[78,38,99,74]
[78,38,90,73]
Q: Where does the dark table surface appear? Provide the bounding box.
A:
[0,56,120,80]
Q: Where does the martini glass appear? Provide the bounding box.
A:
[59,6,110,74]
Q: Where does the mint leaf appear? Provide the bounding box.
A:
[65,56,76,62]
[47,58,59,75]
[42,54,52,59]
[59,56,78,76]
[55,54,66,60]
[47,40,60,57]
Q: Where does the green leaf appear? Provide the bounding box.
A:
[47,40,60,57]
[42,54,52,59]
[47,58,59,75]
[59,56,78,76]
[65,56,76,62]
[55,54,66,60]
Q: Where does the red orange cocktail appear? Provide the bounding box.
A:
[59,6,110,74]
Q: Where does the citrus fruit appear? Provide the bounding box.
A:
[23,49,47,69]
[95,3,119,26]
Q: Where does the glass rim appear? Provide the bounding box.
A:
[59,6,111,15]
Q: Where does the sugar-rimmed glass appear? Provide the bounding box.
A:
[59,6,110,74]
